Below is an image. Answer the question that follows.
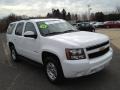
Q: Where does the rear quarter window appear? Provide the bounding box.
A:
[7,23,16,34]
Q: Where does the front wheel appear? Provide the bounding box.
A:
[44,56,64,83]
[46,62,58,81]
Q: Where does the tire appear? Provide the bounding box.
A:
[9,45,19,62]
[44,56,64,83]
[106,26,110,28]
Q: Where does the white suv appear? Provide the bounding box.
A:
[6,19,113,83]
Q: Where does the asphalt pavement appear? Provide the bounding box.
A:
[0,30,120,90]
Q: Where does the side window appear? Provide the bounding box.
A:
[81,24,85,27]
[15,22,24,36]
[24,22,37,34]
[7,23,16,34]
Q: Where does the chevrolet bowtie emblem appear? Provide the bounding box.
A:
[99,47,105,51]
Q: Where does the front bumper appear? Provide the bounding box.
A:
[62,48,113,78]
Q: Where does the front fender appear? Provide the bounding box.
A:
[41,46,65,63]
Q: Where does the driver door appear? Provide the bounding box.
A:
[22,22,41,62]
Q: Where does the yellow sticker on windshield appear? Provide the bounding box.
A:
[39,23,48,29]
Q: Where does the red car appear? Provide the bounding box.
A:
[104,21,120,28]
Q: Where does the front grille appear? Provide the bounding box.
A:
[86,41,109,51]
[88,47,110,59]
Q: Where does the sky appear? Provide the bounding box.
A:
[0,0,120,18]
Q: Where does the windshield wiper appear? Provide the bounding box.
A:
[44,30,78,36]
[45,32,63,36]
[63,30,78,33]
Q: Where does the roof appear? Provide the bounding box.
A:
[10,18,63,24]
[29,18,62,22]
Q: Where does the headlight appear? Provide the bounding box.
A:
[65,48,86,60]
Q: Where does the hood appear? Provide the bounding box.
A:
[47,31,109,48]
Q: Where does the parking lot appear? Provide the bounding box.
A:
[0,29,120,90]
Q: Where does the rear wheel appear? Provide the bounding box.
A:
[44,56,64,83]
[106,26,110,28]
[10,46,19,62]
[92,29,95,32]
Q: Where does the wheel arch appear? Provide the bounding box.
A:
[42,51,64,78]
[8,42,14,48]
[42,51,61,64]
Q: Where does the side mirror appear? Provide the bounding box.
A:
[24,31,37,39]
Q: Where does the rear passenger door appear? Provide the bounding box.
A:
[14,22,25,55]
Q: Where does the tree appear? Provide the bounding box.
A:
[51,9,61,19]
[90,13,95,21]
[0,13,24,33]
[105,14,120,21]
[95,12,105,22]
[46,8,73,21]
[116,6,120,14]
[82,14,88,21]
[66,12,71,21]
[47,13,52,18]
[56,9,61,18]
[52,9,56,18]
[62,9,66,20]
[75,14,78,21]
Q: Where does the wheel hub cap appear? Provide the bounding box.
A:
[11,49,16,60]
[47,63,57,81]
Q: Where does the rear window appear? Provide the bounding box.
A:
[7,23,16,34]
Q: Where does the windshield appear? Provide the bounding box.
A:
[36,20,77,36]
